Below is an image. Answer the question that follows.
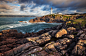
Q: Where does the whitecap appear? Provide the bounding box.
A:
[20,30,25,34]
[0,21,33,31]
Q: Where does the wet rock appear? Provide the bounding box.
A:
[55,29,67,38]
[2,30,10,33]
[19,21,23,22]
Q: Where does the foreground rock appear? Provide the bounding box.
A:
[55,29,67,38]
[0,23,86,56]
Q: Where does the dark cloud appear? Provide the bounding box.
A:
[20,5,25,11]
[0,0,86,15]
[17,0,86,12]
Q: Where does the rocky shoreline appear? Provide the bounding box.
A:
[0,21,86,56]
[29,14,82,23]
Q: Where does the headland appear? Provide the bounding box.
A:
[0,13,86,56]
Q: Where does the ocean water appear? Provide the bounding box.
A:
[0,17,62,34]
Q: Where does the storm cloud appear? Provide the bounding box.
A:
[17,0,86,12]
[0,0,86,16]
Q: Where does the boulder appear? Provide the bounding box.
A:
[67,27,76,31]
[55,29,67,38]
[67,35,74,38]
[0,33,2,36]
[19,21,23,22]
[29,19,34,23]
[2,30,10,33]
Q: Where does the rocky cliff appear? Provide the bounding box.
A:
[29,14,83,23]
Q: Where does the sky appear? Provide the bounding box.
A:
[0,0,86,16]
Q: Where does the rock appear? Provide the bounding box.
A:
[67,27,76,31]
[19,21,23,22]
[83,35,86,40]
[80,33,85,37]
[0,45,7,48]
[61,50,67,55]
[22,42,33,50]
[0,33,2,36]
[41,32,50,36]
[6,38,15,44]
[4,49,14,56]
[37,50,48,56]
[67,35,74,38]
[51,30,57,37]
[77,30,83,36]
[29,19,34,23]
[83,28,86,31]
[79,40,86,44]
[55,29,67,38]
[47,44,56,51]
[13,48,18,55]
[21,47,43,56]
[67,42,76,52]
[0,53,4,56]
[71,40,86,56]
[2,30,10,33]
[26,37,39,42]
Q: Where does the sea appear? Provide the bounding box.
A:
[0,17,62,34]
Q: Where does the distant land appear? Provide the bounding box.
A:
[0,15,36,17]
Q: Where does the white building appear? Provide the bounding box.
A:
[58,13,62,15]
[51,8,53,14]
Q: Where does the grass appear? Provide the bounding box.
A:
[73,18,84,23]
[72,17,86,26]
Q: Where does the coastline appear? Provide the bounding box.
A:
[0,13,86,56]
[0,22,86,56]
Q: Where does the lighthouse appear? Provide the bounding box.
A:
[51,7,53,14]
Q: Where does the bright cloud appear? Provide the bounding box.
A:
[0,0,86,16]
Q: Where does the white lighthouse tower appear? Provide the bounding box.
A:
[51,7,53,14]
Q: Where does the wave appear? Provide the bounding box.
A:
[0,20,62,33]
[0,21,33,31]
